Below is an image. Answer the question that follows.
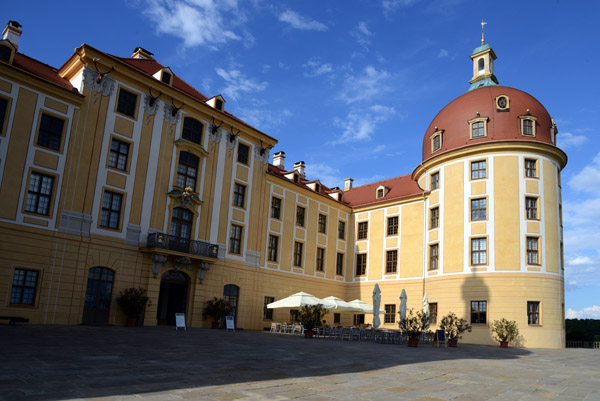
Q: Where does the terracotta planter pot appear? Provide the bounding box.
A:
[304,329,314,338]
[408,337,419,347]
[500,341,508,348]
[448,338,458,347]
[126,317,137,327]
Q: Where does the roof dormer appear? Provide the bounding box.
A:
[206,95,226,111]
[376,185,389,199]
[153,67,173,85]
[0,20,21,64]
[307,181,322,193]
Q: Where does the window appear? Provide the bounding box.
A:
[318,214,327,233]
[471,301,487,324]
[182,117,203,145]
[293,241,303,267]
[0,97,8,134]
[334,313,341,324]
[215,99,224,111]
[271,197,281,219]
[526,197,538,220]
[264,296,274,320]
[10,269,39,305]
[429,244,439,270]
[471,198,486,220]
[100,191,123,229]
[431,131,442,152]
[471,160,486,179]
[527,301,540,325]
[387,216,398,236]
[471,120,486,138]
[176,151,199,191]
[170,207,193,239]
[316,248,325,272]
[431,172,439,190]
[357,221,368,240]
[161,71,172,84]
[471,238,487,265]
[430,207,439,228]
[37,113,64,151]
[496,95,509,110]
[386,250,397,273]
[229,224,243,254]
[338,221,345,239]
[267,235,279,262]
[117,88,137,117]
[290,310,299,322]
[527,237,539,265]
[233,183,246,208]
[237,143,249,164]
[25,172,54,215]
[525,159,537,178]
[429,303,438,325]
[108,138,129,171]
[354,314,365,325]
[295,206,305,226]
[377,188,384,198]
[336,253,344,275]
[0,44,11,62]
[356,253,367,276]
[520,117,537,136]
[384,304,396,324]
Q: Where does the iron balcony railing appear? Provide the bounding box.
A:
[147,232,219,259]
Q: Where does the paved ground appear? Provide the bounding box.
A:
[0,325,599,401]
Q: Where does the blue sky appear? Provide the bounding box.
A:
[3,0,599,318]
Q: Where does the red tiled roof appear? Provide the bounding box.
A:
[12,53,75,92]
[342,174,425,207]
[267,164,344,202]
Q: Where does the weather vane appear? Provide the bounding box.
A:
[481,19,487,44]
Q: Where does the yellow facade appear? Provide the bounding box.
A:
[0,25,566,348]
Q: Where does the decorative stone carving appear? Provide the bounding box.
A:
[143,95,160,125]
[163,103,181,134]
[151,254,168,278]
[209,124,222,145]
[197,262,211,283]
[173,256,191,271]
[253,144,269,164]
[82,66,115,103]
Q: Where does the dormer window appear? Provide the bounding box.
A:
[468,115,488,139]
[161,71,172,85]
[377,188,384,198]
[315,183,321,193]
[431,129,443,153]
[293,174,299,183]
[376,185,388,199]
[0,43,12,62]
[206,95,226,111]
[519,113,538,137]
[215,99,223,111]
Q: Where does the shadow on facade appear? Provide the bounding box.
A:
[461,273,491,344]
[0,324,531,400]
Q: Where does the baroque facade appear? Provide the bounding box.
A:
[0,21,566,348]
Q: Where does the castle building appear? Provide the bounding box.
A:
[0,21,566,348]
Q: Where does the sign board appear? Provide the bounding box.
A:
[435,329,446,342]
[225,315,235,331]
[175,313,186,331]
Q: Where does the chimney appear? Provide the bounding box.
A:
[293,161,306,179]
[344,178,354,191]
[273,151,285,170]
[2,20,22,49]
[131,46,154,60]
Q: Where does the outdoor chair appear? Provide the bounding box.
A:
[350,327,360,341]
[362,328,374,341]
[270,322,278,332]
[339,327,351,341]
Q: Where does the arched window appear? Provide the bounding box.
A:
[182,117,203,145]
[170,207,193,239]
[478,58,485,73]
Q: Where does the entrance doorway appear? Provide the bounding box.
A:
[82,267,114,325]
[156,270,189,325]
[223,284,239,327]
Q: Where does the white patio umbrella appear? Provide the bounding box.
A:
[399,289,408,322]
[372,284,382,329]
[348,299,385,314]
[266,292,336,309]
[422,293,430,331]
[322,296,363,313]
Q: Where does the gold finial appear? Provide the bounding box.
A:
[481,19,487,44]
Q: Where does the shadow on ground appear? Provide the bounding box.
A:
[0,324,534,400]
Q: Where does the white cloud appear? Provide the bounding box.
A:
[351,21,372,49]
[568,152,600,194]
[215,67,268,101]
[339,66,391,104]
[236,106,292,131]
[382,0,420,15]
[566,305,600,319]
[559,132,588,149]
[142,0,242,49]
[331,104,395,144]
[304,162,343,189]
[278,10,327,31]
[438,49,449,58]
[303,58,333,77]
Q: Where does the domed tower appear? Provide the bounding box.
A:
[413,31,567,348]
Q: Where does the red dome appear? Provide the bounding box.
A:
[422,86,554,161]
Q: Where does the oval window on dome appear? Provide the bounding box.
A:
[496,95,510,111]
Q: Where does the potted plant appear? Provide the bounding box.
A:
[439,312,472,347]
[298,304,328,338]
[491,318,519,347]
[116,287,150,327]
[399,308,427,347]
[202,297,232,328]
